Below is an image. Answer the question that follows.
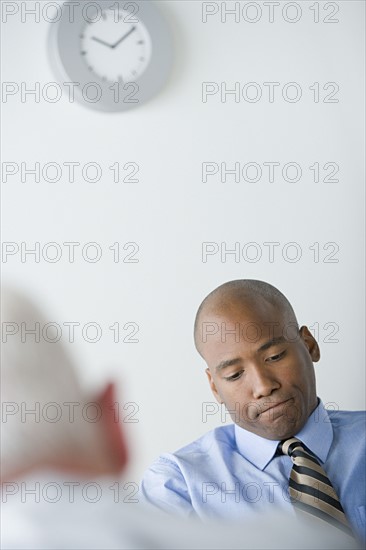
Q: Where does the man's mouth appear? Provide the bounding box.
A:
[260,398,292,416]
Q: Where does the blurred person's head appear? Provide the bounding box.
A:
[1,287,128,482]
[194,279,320,440]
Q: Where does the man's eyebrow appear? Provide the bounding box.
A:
[215,358,242,372]
[257,336,287,353]
[214,337,289,371]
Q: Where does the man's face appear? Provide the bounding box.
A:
[199,300,320,440]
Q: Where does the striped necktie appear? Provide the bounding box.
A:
[279,437,352,535]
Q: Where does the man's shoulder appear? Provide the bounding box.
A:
[327,408,365,421]
[154,424,236,467]
[327,408,365,430]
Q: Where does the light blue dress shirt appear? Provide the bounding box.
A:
[141,401,366,541]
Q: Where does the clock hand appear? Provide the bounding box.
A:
[112,26,136,49]
[91,36,113,48]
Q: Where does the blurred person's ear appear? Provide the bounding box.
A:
[91,382,129,474]
[48,382,129,478]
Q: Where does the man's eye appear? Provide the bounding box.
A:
[266,350,286,362]
[225,371,243,382]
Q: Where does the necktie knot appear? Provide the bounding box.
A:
[279,437,305,458]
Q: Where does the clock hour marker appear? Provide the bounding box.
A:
[102,11,106,19]
[137,40,144,44]
[81,51,87,55]
[139,57,145,61]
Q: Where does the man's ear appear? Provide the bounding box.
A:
[95,382,129,473]
[205,368,223,404]
[299,326,320,362]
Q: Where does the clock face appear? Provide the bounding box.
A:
[49,0,172,111]
[80,9,152,83]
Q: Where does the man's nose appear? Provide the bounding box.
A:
[249,365,280,399]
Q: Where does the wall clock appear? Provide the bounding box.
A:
[48,1,172,112]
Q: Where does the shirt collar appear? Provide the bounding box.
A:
[234,399,333,470]
[296,399,333,463]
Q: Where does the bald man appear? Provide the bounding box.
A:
[141,280,365,542]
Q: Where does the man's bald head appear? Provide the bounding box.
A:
[195,280,319,439]
[194,279,298,355]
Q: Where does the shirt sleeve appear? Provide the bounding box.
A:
[140,456,195,517]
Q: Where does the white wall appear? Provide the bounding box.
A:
[2,0,365,483]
